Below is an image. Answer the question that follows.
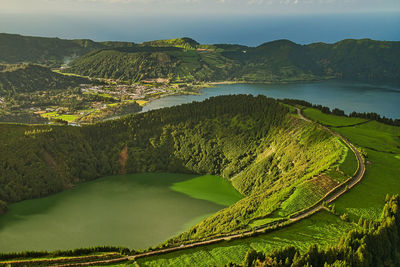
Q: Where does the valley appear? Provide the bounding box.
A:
[0,33,399,267]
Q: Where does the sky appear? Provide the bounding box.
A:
[1,0,399,15]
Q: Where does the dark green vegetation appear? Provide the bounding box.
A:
[1,33,399,83]
[0,95,345,246]
[0,64,89,95]
[65,38,400,83]
[0,173,241,252]
[0,33,136,67]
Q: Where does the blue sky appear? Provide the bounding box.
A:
[1,0,399,15]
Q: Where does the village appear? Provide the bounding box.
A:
[21,80,205,125]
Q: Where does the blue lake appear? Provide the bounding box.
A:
[143,80,400,119]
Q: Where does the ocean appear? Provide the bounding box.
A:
[0,12,399,46]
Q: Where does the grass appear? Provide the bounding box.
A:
[170,175,243,206]
[135,107,398,266]
[277,174,339,217]
[135,100,148,106]
[136,211,355,267]
[52,69,90,78]
[40,112,78,122]
[298,108,400,220]
[55,114,78,122]
[281,103,297,114]
[41,111,59,118]
[337,142,358,177]
[332,122,400,220]
[303,108,368,126]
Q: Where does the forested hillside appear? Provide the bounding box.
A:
[1,34,398,83]
[0,95,344,239]
[0,64,90,96]
[65,48,240,82]
[0,33,136,67]
[66,38,400,83]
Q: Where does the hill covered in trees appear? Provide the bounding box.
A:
[0,33,136,67]
[0,95,344,239]
[65,38,400,83]
[0,33,399,83]
[0,64,90,96]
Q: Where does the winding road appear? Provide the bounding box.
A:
[37,108,367,267]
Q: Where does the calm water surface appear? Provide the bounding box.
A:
[0,173,238,252]
[143,81,400,119]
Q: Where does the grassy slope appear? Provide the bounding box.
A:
[138,107,398,267]
[303,108,368,126]
[136,212,355,267]
[168,116,344,244]
[303,109,400,220]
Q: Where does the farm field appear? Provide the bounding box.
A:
[136,211,355,267]
[303,108,400,219]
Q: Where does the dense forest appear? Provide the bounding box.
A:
[1,33,399,83]
[0,33,136,67]
[0,64,90,96]
[0,95,344,239]
[233,195,400,267]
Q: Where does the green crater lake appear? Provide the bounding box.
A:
[0,173,242,253]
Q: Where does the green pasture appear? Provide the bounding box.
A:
[303,108,368,126]
[136,211,355,267]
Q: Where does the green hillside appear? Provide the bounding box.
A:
[1,34,398,83]
[0,95,344,240]
[65,47,240,82]
[0,64,90,96]
[0,33,136,67]
[65,38,400,83]
[137,106,400,267]
[143,37,200,50]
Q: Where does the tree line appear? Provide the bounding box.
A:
[280,98,400,126]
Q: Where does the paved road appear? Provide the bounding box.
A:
[48,108,366,267]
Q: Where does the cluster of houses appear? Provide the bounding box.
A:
[80,83,170,100]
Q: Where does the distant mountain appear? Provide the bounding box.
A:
[0,33,399,83]
[67,38,400,83]
[0,64,90,96]
[142,37,200,50]
[0,33,136,67]
[307,39,400,82]
[65,47,240,82]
